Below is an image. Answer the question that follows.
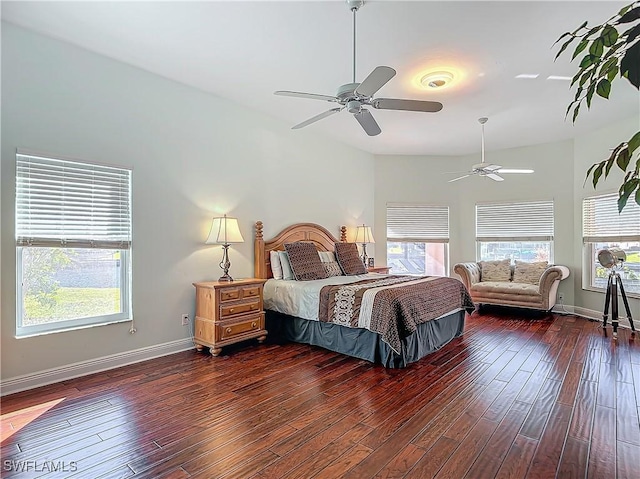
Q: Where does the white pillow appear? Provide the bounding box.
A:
[278,251,295,280]
[270,250,283,280]
[318,251,337,263]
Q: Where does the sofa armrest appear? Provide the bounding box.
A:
[538,265,570,310]
[538,265,570,292]
[454,262,481,290]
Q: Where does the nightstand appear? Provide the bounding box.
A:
[368,266,391,274]
[192,278,267,356]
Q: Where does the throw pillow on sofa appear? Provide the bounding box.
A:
[513,260,549,285]
[479,259,511,282]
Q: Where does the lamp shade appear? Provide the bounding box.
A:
[205,215,244,245]
[355,225,375,244]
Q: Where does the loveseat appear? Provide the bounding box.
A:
[454,260,570,312]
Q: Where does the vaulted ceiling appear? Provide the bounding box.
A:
[2,1,638,156]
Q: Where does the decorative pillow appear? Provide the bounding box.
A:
[480,259,512,282]
[335,242,367,275]
[318,251,337,263]
[323,261,343,277]
[513,260,548,285]
[278,251,295,280]
[284,242,328,281]
[270,250,283,280]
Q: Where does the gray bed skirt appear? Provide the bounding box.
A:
[265,309,466,368]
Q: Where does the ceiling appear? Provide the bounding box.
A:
[2,1,638,156]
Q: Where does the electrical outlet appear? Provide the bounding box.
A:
[558,292,564,301]
[181,314,190,326]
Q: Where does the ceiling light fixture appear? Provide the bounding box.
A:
[515,73,540,79]
[547,75,572,81]
[420,71,454,89]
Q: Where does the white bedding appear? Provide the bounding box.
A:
[263,273,379,321]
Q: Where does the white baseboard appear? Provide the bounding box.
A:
[552,304,638,330]
[0,338,195,396]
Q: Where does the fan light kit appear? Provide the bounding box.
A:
[274,0,443,136]
[421,71,454,89]
[448,117,535,182]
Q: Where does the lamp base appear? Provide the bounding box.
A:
[218,273,234,282]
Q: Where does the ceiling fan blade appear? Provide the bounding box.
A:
[486,173,505,182]
[448,174,473,183]
[292,108,343,130]
[496,168,535,174]
[483,164,502,171]
[354,109,381,136]
[355,66,396,97]
[373,98,443,113]
[275,91,339,102]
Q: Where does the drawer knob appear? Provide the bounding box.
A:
[226,327,232,334]
[250,305,256,310]
[252,322,257,328]
[229,308,234,313]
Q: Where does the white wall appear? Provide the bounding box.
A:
[0,23,374,381]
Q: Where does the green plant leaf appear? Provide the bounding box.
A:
[571,38,589,60]
[599,57,618,75]
[616,147,631,170]
[592,162,606,187]
[590,37,605,57]
[553,31,573,46]
[620,40,640,88]
[572,20,589,35]
[555,37,576,60]
[601,25,620,46]
[635,186,640,207]
[608,65,619,82]
[572,103,581,123]
[619,4,633,17]
[578,70,592,87]
[584,162,599,186]
[625,23,640,43]
[579,54,597,68]
[596,78,611,98]
[618,178,639,212]
[603,41,624,60]
[618,189,631,212]
[605,156,616,177]
[586,83,596,108]
[628,131,640,154]
[618,5,640,24]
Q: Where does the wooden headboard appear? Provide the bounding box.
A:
[254,221,347,279]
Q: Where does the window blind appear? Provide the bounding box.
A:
[476,200,554,241]
[387,204,449,243]
[16,152,132,249]
[583,193,640,242]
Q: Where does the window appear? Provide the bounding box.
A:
[16,151,132,336]
[476,200,554,263]
[386,204,449,276]
[582,193,640,297]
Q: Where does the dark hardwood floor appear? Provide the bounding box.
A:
[2,311,639,478]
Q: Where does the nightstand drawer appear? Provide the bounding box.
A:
[218,314,263,340]
[242,285,261,299]
[219,288,241,302]
[220,298,261,318]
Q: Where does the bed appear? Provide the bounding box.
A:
[254,221,474,368]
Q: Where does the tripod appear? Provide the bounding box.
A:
[602,269,635,338]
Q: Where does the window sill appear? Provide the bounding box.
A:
[15,317,133,339]
[581,286,640,301]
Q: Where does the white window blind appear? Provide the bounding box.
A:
[583,193,640,242]
[476,200,554,241]
[16,152,132,249]
[387,204,449,243]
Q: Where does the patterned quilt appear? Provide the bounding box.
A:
[318,275,474,353]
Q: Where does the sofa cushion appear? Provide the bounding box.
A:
[479,259,512,282]
[471,281,540,297]
[513,260,549,285]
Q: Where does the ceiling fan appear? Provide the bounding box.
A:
[274,0,443,136]
[448,118,535,182]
